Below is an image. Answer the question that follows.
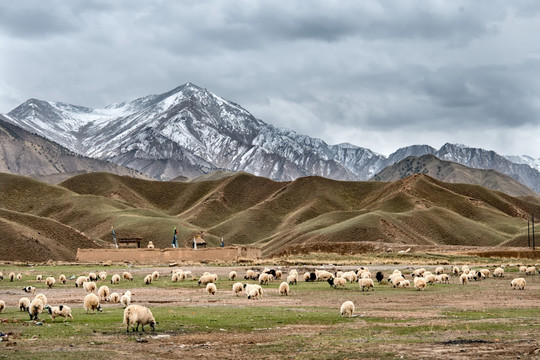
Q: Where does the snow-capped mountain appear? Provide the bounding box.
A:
[505,155,540,172]
[4,83,540,193]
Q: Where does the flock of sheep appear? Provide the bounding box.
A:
[0,263,537,330]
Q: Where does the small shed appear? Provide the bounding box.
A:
[117,237,142,248]
[192,235,207,249]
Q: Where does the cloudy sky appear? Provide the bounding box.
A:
[1,1,540,158]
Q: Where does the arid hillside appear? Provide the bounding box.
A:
[1,171,539,261]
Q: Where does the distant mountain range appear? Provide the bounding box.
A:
[3,82,540,193]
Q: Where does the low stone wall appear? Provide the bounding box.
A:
[76,246,262,264]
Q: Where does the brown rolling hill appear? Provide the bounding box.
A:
[1,171,539,262]
[373,154,537,197]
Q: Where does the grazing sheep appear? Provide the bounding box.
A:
[19,297,30,312]
[275,270,282,280]
[108,292,120,303]
[480,269,490,278]
[414,277,427,291]
[198,274,215,286]
[83,281,97,293]
[304,272,317,282]
[303,272,311,282]
[88,272,98,281]
[289,269,298,277]
[206,283,217,295]
[171,272,181,282]
[76,276,88,287]
[375,271,384,283]
[493,267,505,277]
[519,265,527,273]
[435,274,450,284]
[111,274,121,284]
[259,273,271,285]
[328,277,347,288]
[147,241,154,249]
[0,300,4,313]
[9,272,15,282]
[45,304,73,322]
[391,276,405,288]
[232,282,244,296]
[59,274,67,284]
[460,273,469,285]
[229,271,237,280]
[244,269,256,280]
[16,273,22,281]
[23,286,36,295]
[28,298,44,320]
[36,274,43,281]
[35,293,47,306]
[120,293,131,307]
[244,284,263,300]
[83,293,102,314]
[152,271,160,281]
[343,271,358,282]
[183,270,193,280]
[397,280,411,288]
[525,266,536,276]
[144,275,152,285]
[0,271,3,280]
[412,268,425,278]
[340,301,355,317]
[123,272,133,281]
[358,278,375,291]
[424,274,436,285]
[435,267,444,275]
[287,274,298,285]
[315,270,334,281]
[99,272,107,281]
[123,305,156,332]
[98,286,110,300]
[279,282,289,296]
[452,266,461,276]
[46,276,56,289]
[511,277,527,290]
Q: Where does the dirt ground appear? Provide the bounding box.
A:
[1,264,539,359]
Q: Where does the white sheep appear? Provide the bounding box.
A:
[171,272,181,282]
[59,274,67,284]
[414,277,427,291]
[315,270,334,281]
[144,275,153,285]
[279,282,289,296]
[206,283,217,295]
[275,270,282,280]
[287,274,298,285]
[259,273,271,285]
[511,277,526,290]
[23,286,36,295]
[358,278,375,291]
[397,280,411,288]
[36,274,43,281]
[0,271,3,280]
[45,304,73,322]
[232,282,244,296]
[147,241,154,249]
[111,274,121,284]
[76,276,88,287]
[435,274,450,284]
[452,266,460,276]
[424,274,436,285]
[480,269,490,278]
[45,276,56,289]
[35,293,47,306]
[99,272,107,281]
[120,293,131,307]
[343,271,358,282]
[0,300,4,313]
[329,277,347,288]
[229,271,237,280]
[340,301,355,317]
[435,267,444,275]
[525,266,536,276]
[19,297,31,312]
[123,272,133,281]
[303,272,311,282]
[152,271,160,281]
[493,267,504,277]
[16,273,22,281]
[391,276,405,288]
[28,298,44,320]
[108,292,121,303]
[183,270,193,280]
[412,268,425,277]
[83,293,102,314]
[9,272,15,282]
[198,274,215,286]
[460,273,469,285]
[88,272,98,281]
[123,304,156,332]
[98,286,110,300]
[83,281,97,293]
[244,284,263,300]
[519,265,527,273]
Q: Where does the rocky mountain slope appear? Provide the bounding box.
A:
[4,83,540,192]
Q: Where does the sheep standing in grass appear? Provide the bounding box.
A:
[342,271,358,283]
[123,272,133,281]
[152,271,160,281]
[519,265,527,273]
[460,273,469,285]
[35,293,47,306]
[435,267,444,275]
[424,274,436,285]
[111,274,121,284]
[0,271,3,280]
[391,276,405,288]
[244,284,263,300]
[120,293,131,307]
[99,272,107,281]
[0,300,4,313]
[232,282,244,296]
[46,276,56,289]
[435,274,450,284]
[315,270,334,281]
[259,273,271,285]
[36,274,43,281]
[76,276,88,287]
[206,283,217,295]
[279,282,289,296]
[229,271,237,281]
[83,293,102,314]
[19,297,30,312]
[287,274,298,285]
[414,277,427,291]
[328,277,346,289]
[45,304,73,322]
[275,270,282,280]
[9,272,15,282]
[83,281,97,293]
[23,286,36,295]
[452,266,460,276]
[480,269,490,278]
[88,272,98,281]
[493,267,504,277]
[375,271,384,283]
[198,274,215,286]
[511,278,526,290]
[171,272,181,282]
[525,266,536,276]
[108,292,120,303]
[59,274,67,284]
[144,275,153,285]
[98,286,110,301]
[359,278,375,291]
[16,273,22,281]
[123,305,156,332]
[340,301,355,317]
[28,298,44,320]
[397,280,411,288]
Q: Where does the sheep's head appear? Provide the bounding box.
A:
[150,321,156,331]
[97,305,103,313]
[44,305,52,314]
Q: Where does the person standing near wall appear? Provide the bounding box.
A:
[220,238,225,247]
[172,227,178,248]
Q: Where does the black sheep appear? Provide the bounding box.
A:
[375,271,384,283]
